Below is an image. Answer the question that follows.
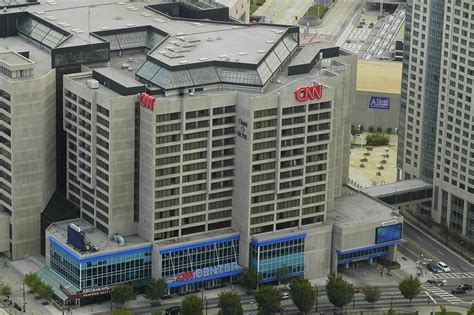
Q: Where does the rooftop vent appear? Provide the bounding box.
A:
[101,26,110,30]
[238,52,247,56]
[126,23,136,27]
[36,11,45,14]
[199,57,209,61]
[207,38,214,42]
[121,63,130,69]
[266,40,275,43]
[216,36,223,40]
[176,32,185,36]
[179,60,189,64]
[257,50,266,53]
[218,55,228,59]
[86,79,99,89]
[154,18,166,23]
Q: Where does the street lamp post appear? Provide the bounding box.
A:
[314,284,319,312]
[390,294,393,308]
[250,301,254,315]
[205,297,208,315]
[22,282,26,313]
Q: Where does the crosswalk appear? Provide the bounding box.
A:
[422,285,463,304]
[432,272,474,280]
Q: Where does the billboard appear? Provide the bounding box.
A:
[67,225,86,252]
[375,223,402,244]
[369,96,390,109]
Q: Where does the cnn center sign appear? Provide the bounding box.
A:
[176,262,239,282]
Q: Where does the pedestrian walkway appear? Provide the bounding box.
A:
[432,272,474,280]
[421,285,463,304]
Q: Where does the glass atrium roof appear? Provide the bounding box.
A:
[94,28,165,51]
[136,34,298,90]
[17,15,69,49]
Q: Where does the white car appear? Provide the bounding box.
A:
[281,292,290,300]
[437,261,451,272]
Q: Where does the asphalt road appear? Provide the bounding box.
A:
[399,221,473,273]
[126,285,474,315]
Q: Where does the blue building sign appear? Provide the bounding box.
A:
[369,96,390,109]
[375,223,403,244]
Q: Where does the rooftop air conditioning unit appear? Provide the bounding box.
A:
[86,79,99,89]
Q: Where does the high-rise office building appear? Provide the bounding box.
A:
[398,0,474,235]
[1,0,404,305]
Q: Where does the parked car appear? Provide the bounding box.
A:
[451,287,466,295]
[437,262,451,272]
[353,287,362,294]
[281,292,290,300]
[460,284,473,290]
[426,263,440,273]
[166,306,181,315]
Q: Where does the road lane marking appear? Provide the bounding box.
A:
[437,250,446,256]
[425,291,437,304]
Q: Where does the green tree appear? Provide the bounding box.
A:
[275,266,291,285]
[467,304,474,315]
[240,268,259,291]
[23,273,41,292]
[181,295,203,315]
[289,278,315,314]
[144,278,167,304]
[151,311,162,315]
[36,283,54,299]
[386,309,396,315]
[218,290,243,315]
[325,272,354,312]
[363,286,381,305]
[0,284,12,299]
[254,285,281,315]
[111,284,136,305]
[398,275,421,303]
[439,305,447,315]
[111,307,133,315]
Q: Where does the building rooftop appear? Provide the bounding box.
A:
[47,218,150,257]
[329,186,401,228]
[362,178,433,198]
[356,60,402,94]
[0,51,34,67]
[0,37,51,78]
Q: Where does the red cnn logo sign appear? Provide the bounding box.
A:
[176,271,194,282]
[294,84,323,102]
[138,93,155,111]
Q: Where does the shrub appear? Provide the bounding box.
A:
[366,134,390,146]
[376,127,383,133]
[368,126,374,132]
[386,128,392,134]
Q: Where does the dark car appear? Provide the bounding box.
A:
[166,306,181,315]
[451,287,466,295]
[426,263,440,273]
[461,284,473,290]
[426,279,446,287]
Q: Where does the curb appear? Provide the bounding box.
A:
[404,220,473,266]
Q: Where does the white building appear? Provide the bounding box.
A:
[398,0,474,236]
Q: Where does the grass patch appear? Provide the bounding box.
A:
[305,5,329,18]
[250,0,266,15]
[434,313,462,315]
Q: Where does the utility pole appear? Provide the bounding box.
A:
[314,284,319,312]
[22,282,26,313]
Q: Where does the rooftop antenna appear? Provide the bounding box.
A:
[88,0,91,43]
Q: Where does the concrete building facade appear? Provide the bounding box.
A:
[399,0,474,237]
[0,50,57,260]
[353,60,401,132]
[0,0,404,304]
